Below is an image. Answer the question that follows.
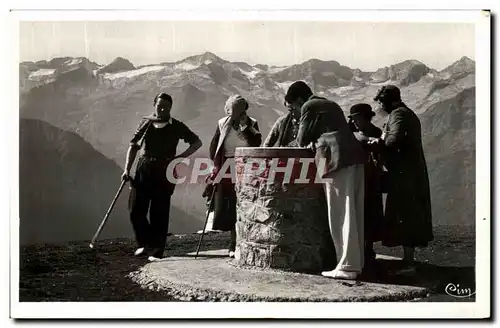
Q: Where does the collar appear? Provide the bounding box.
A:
[143,115,173,124]
[153,118,172,128]
[308,94,326,101]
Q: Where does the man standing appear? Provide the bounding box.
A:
[369,85,433,268]
[289,81,366,280]
[263,101,301,147]
[122,92,202,261]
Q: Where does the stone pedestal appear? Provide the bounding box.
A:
[234,147,335,273]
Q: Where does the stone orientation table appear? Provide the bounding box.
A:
[129,249,429,303]
[233,147,335,273]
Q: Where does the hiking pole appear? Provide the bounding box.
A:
[89,179,128,249]
[195,184,217,259]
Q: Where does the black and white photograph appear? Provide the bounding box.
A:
[8,7,491,319]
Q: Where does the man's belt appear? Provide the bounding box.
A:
[141,155,173,163]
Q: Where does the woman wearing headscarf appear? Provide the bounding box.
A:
[347,103,385,266]
[208,95,262,257]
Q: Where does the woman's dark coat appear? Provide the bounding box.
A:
[381,104,433,247]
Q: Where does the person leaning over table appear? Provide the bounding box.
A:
[287,81,366,281]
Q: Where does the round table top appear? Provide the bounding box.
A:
[234,147,315,158]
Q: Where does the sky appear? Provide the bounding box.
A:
[19,21,475,71]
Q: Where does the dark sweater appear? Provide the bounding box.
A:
[130,118,200,159]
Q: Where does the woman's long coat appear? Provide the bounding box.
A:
[207,116,261,231]
[382,104,433,247]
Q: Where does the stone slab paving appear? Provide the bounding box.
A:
[128,249,429,302]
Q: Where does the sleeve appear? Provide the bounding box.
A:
[297,105,317,147]
[263,117,282,147]
[179,122,201,145]
[240,120,262,147]
[129,119,150,147]
[209,124,220,161]
[384,109,406,149]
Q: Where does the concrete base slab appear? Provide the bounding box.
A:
[128,249,428,302]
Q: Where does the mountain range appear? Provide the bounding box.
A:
[19,52,475,244]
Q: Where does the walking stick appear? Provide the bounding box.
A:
[89,118,152,249]
[89,179,128,249]
[195,184,217,259]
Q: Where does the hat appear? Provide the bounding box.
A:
[224,94,248,115]
[374,85,401,102]
[348,103,375,119]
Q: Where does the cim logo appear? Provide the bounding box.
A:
[444,283,476,298]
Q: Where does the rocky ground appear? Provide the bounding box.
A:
[19,225,475,302]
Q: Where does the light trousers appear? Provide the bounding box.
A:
[323,164,365,273]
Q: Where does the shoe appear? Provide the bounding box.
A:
[196,229,222,234]
[147,256,164,262]
[396,263,417,276]
[148,251,166,262]
[151,249,165,258]
[134,247,146,256]
[321,269,358,280]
